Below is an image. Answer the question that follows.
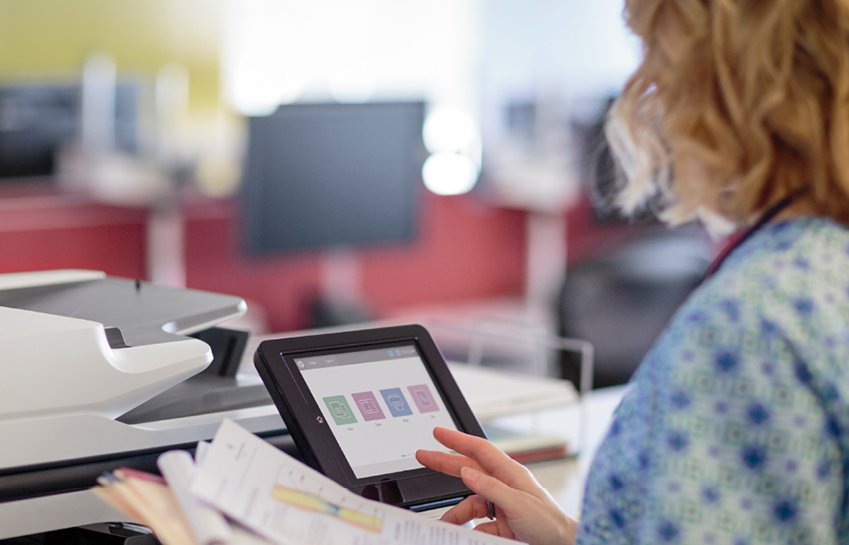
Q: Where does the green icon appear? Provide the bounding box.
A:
[323,395,358,425]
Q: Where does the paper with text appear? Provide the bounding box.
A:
[191,419,520,545]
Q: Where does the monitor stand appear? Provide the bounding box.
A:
[147,199,186,287]
[310,248,373,328]
[525,210,567,309]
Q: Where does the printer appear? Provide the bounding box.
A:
[0,270,292,539]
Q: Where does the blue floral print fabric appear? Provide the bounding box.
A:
[577,217,849,545]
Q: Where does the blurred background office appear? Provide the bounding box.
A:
[0,0,713,388]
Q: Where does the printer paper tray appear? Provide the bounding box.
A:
[0,404,286,471]
[0,431,296,503]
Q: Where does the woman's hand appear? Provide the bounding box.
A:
[416,427,577,545]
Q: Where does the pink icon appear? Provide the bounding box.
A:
[351,391,386,421]
[407,384,439,413]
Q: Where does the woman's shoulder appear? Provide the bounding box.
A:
[688,216,849,337]
[636,215,849,406]
[711,216,849,298]
[580,217,849,545]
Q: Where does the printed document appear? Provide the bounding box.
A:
[191,419,519,545]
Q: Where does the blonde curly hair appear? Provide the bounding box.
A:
[607,0,849,228]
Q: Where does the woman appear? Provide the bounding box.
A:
[417,1,849,544]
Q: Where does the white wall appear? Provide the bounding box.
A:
[219,1,640,205]
[480,0,640,130]
[221,0,483,116]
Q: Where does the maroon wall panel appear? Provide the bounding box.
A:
[183,194,528,332]
[0,194,147,279]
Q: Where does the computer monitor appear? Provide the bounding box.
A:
[240,101,426,255]
[0,82,138,180]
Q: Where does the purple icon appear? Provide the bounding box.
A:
[407,384,439,413]
[351,391,386,421]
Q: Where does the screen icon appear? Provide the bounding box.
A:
[407,384,439,413]
[379,388,413,417]
[351,391,386,421]
[322,395,358,425]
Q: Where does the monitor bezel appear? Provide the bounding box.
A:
[240,100,426,256]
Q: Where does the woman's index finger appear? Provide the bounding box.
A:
[431,427,539,491]
[415,448,482,477]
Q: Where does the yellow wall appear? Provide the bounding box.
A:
[0,0,223,113]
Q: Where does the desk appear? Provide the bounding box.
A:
[524,386,625,516]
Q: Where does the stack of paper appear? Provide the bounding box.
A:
[446,364,578,420]
[94,419,519,545]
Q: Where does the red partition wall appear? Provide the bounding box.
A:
[0,186,528,332]
[183,193,528,332]
[0,190,147,279]
[359,194,528,312]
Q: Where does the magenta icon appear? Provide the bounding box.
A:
[351,391,386,421]
[407,384,439,413]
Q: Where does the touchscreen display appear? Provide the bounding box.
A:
[295,344,458,479]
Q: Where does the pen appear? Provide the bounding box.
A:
[486,500,496,520]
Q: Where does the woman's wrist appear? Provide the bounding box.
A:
[543,511,578,545]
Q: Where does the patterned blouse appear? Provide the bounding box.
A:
[576,217,849,545]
